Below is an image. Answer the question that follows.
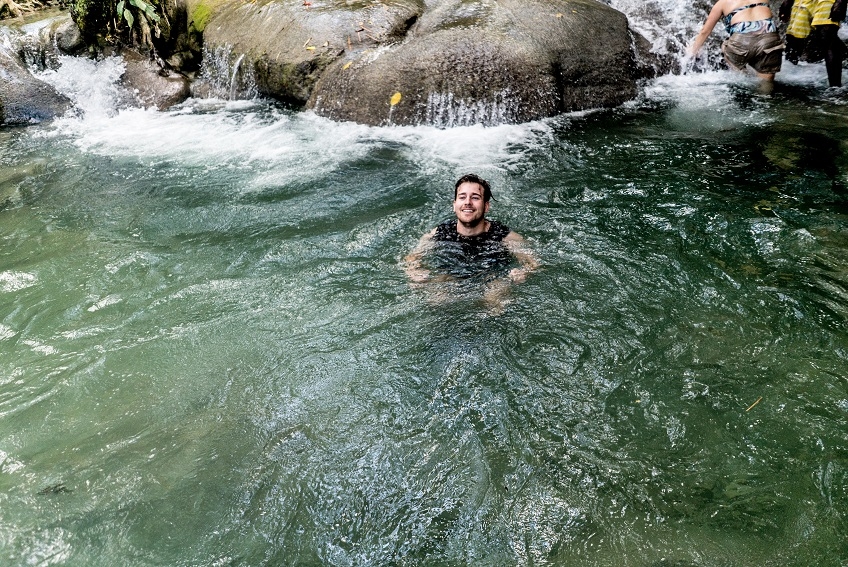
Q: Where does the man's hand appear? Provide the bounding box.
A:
[406,266,432,283]
[504,232,539,283]
[508,267,529,284]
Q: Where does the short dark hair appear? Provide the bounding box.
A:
[454,173,494,202]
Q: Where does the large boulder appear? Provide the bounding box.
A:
[120,47,192,110]
[199,0,420,104]
[200,0,654,127]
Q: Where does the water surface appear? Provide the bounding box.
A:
[1,23,848,567]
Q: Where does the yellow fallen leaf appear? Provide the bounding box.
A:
[306,46,316,51]
[342,61,352,70]
[390,92,402,106]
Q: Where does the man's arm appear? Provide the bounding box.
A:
[504,231,539,284]
[403,229,436,283]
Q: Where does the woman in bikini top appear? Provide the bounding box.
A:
[722,1,778,34]
[688,0,778,56]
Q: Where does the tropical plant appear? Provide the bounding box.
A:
[69,0,166,51]
[114,0,162,48]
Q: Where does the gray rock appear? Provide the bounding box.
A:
[120,48,192,110]
[199,0,652,126]
[53,16,84,54]
[201,0,421,105]
[0,42,71,125]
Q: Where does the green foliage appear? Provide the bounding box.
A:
[70,0,114,42]
[71,0,164,49]
[116,0,160,31]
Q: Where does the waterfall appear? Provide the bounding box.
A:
[184,1,718,113]
[424,90,519,128]
[5,1,842,122]
[34,54,128,118]
[612,0,706,56]
[229,53,245,100]
[0,12,74,72]
[611,0,730,74]
[194,44,259,101]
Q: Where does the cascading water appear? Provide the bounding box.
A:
[195,44,259,100]
[2,2,848,566]
[611,0,706,55]
[425,89,520,128]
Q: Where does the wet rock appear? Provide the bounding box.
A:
[14,13,83,72]
[199,0,420,105]
[119,47,192,110]
[198,0,653,126]
[53,15,84,54]
[0,42,71,125]
[311,0,645,126]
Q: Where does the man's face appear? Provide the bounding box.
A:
[453,181,489,226]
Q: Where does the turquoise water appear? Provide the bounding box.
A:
[1,52,848,565]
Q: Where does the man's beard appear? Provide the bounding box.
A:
[458,214,484,229]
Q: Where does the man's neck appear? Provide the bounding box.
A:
[456,218,489,237]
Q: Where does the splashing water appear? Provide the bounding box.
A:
[611,0,705,57]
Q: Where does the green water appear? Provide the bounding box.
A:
[1,64,847,566]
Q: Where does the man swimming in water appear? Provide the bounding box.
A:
[403,174,538,308]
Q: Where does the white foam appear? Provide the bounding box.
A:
[0,271,37,293]
[35,55,127,119]
[32,52,558,194]
[87,294,123,312]
[0,324,16,341]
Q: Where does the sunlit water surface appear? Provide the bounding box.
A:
[2,26,848,567]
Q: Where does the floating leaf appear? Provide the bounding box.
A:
[390,92,402,106]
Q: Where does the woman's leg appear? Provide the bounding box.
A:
[821,24,844,86]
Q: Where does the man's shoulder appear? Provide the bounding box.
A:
[488,220,511,240]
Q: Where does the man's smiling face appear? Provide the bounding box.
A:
[453,181,490,228]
